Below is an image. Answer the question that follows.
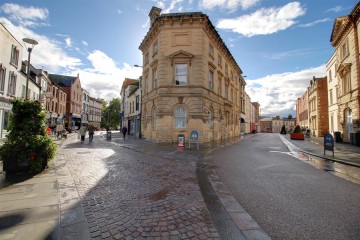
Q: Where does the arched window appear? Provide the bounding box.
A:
[218,111,221,126]
[174,106,186,128]
[208,109,213,128]
[144,109,147,128]
[153,109,157,129]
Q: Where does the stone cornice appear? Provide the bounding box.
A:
[139,11,242,75]
[331,2,360,46]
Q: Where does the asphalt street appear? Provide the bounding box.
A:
[210,133,360,240]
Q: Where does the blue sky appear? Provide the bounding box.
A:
[0,0,357,116]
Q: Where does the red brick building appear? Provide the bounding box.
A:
[308,76,329,137]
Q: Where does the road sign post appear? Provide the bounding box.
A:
[189,130,199,150]
[324,133,334,157]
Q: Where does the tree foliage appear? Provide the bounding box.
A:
[280,125,286,134]
[101,98,121,129]
[293,125,302,133]
[0,99,57,173]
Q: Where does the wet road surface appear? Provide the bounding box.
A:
[210,133,360,240]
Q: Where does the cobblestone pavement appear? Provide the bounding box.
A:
[59,133,220,239]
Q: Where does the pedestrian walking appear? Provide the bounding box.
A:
[55,122,63,139]
[79,124,87,143]
[306,129,311,139]
[122,126,128,139]
[88,124,95,142]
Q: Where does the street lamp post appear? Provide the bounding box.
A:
[22,38,38,100]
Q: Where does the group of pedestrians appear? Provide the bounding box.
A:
[78,124,128,143]
[79,124,95,143]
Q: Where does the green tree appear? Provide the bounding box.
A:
[293,125,302,133]
[280,125,286,134]
[0,99,57,174]
[101,98,121,129]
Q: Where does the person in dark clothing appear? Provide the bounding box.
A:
[122,126,128,139]
[88,124,95,142]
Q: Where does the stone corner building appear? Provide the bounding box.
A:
[330,2,360,142]
[139,7,246,143]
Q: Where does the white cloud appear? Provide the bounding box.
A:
[324,6,345,13]
[82,40,88,46]
[66,51,142,101]
[298,18,331,28]
[0,18,82,72]
[0,4,141,103]
[216,2,306,37]
[163,0,185,13]
[199,0,260,11]
[117,9,123,14]
[246,65,326,116]
[65,37,72,47]
[0,3,49,27]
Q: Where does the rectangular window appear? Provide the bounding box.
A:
[0,64,6,92]
[341,39,349,59]
[136,95,139,111]
[153,41,158,55]
[152,68,157,89]
[144,76,148,93]
[208,70,213,90]
[329,70,332,82]
[153,110,156,129]
[10,45,19,67]
[343,72,351,94]
[144,53,149,65]
[8,72,16,95]
[209,44,214,57]
[329,90,333,105]
[21,85,26,98]
[218,78,222,96]
[218,55,222,67]
[175,64,187,85]
[225,84,229,100]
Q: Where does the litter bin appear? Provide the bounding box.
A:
[106,131,112,141]
[355,132,360,147]
[334,131,342,143]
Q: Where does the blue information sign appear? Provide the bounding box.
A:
[189,130,199,150]
[190,130,199,141]
[324,133,334,156]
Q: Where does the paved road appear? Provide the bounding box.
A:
[211,133,360,240]
[59,133,220,239]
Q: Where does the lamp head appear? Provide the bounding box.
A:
[23,38,38,45]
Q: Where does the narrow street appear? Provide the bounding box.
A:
[210,133,360,240]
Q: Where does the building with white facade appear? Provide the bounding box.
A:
[326,52,341,140]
